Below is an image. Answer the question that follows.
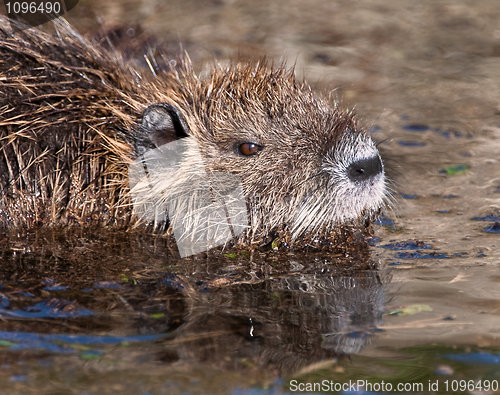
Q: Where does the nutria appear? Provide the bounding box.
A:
[0,16,386,254]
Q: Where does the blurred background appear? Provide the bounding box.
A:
[54,0,500,129]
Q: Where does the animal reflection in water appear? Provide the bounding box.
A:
[154,268,386,373]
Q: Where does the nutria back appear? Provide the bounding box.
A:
[0,16,386,251]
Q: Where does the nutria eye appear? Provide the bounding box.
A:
[239,143,260,156]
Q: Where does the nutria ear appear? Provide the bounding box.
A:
[140,103,189,149]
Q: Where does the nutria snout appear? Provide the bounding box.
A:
[347,156,384,182]
[0,16,387,253]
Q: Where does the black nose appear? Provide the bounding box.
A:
[347,155,383,182]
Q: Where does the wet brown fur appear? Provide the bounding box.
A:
[0,18,138,227]
[0,17,383,247]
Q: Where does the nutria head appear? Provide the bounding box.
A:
[131,63,386,249]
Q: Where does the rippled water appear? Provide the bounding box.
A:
[2,0,500,394]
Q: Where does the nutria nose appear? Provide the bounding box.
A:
[347,155,383,182]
